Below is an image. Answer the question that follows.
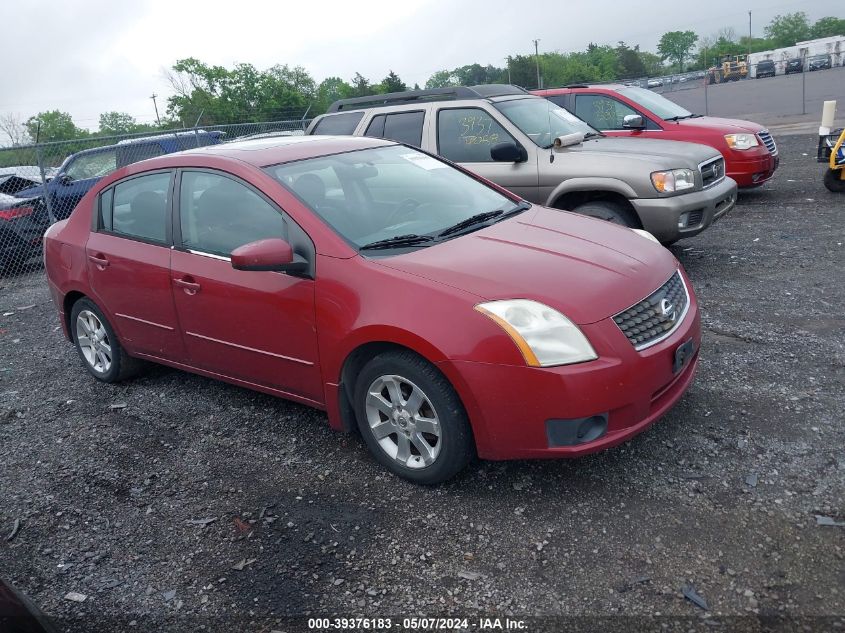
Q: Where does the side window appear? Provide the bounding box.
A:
[312,112,364,135]
[179,171,288,257]
[383,111,425,147]
[65,150,118,181]
[110,172,171,244]
[98,188,114,230]
[365,115,386,138]
[437,108,514,163]
[574,95,639,130]
[116,142,164,168]
[547,95,568,109]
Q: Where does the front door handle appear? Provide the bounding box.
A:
[88,253,109,269]
[174,277,201,295]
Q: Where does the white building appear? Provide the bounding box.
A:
[748,35,844,76]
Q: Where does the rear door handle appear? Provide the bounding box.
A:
[88,254,109,268]
[174,277,201,295]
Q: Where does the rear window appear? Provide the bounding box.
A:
[312,112,365,135]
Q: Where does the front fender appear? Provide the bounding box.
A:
[546,177,638,207]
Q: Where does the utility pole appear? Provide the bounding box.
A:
[532,39,541,89]
[748,11,752,58]
[150,93,161,127]
[505,57,512,84]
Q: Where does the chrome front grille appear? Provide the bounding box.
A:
[612,271,690,350]
[699,157,725,189]
[758,130,778,155]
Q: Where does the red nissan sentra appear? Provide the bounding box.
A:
[44,135,700,484]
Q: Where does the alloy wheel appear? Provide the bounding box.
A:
[75,310,112,374]
[364,374,441,470]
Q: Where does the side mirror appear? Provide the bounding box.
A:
[622,114,646,129]
[490,142,528,163]
[230,238,309,274]
[552,132,585,149]
[59,174,73,185]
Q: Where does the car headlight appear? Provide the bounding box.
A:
[725,133,759,150]
[631,228,660,243]
[651,168,695,193]
[475,299,597,367]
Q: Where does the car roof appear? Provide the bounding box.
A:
[144,135,395,168]
[326,84,530,113]
[532,84,628,96]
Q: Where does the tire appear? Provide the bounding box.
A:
[70,297,143,383]
[823,168,845,193]
[572,201,638,227]
[353,350,474,484]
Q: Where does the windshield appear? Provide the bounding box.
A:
[494,98,595,148]
[265,145,520,250]
[616,86,693,120]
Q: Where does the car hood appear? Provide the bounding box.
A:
[374,206,679,325]
[674,116,766,134]
[577,136,719,167]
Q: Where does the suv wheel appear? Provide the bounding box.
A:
[573,201,637,227]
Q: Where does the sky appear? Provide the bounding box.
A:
[1,0,842,140]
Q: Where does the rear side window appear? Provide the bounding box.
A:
[107,172,171,244]
[437,108,513,163]
[116,142,164,168]
[312,112,364,135]
[364,111,424,147]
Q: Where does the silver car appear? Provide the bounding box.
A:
[306,85,736,244]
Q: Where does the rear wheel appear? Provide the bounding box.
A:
[823,168,845,193]
[353,350,474,484]
[572,201,638,227]
[70,298,143,382]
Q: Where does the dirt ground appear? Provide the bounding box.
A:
[1,133,844,633]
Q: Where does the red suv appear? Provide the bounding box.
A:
[533,85,779,188]
[44,136,700,483]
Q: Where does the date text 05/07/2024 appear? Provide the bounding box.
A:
[306,617,527,630]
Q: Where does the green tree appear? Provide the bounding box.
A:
[349,72,374,97]
[315,77,352,113]
[425,70,457,89]
[98,111,139,136]
[380,70,407,93]
[25,110,86,143]
[637,51,664,76]
[616,42,646,78]
[657,30,699,72]
[764,12,811,48]
[811,16,845,39]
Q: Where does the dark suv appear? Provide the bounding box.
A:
[756,59,776,78]
[785,58,804,74]
[15,130,224,220]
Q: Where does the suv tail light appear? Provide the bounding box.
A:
[0,205,35,221]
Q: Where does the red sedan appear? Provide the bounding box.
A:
[533,85,779,188]
[44,135,700,484]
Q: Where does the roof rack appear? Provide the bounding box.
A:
[327,84,528,113]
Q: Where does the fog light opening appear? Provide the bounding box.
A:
[678,212,690,229]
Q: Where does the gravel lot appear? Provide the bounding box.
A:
[1,133,844,633]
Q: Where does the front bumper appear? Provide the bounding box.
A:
[438,273,701,460]
[630,176,737,243]
[727,149,779,187]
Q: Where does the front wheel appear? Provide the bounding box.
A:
[823,168,845,193]
[353,350,474,484]
[572,201,637,227]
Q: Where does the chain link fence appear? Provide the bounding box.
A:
[0,118,311,287]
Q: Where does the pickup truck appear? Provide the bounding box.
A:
[306,85,736,244]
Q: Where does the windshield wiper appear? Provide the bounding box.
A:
[437,210,504,238]
[495,200,532,221]
[359,234,434,250]
[664,114,696,122]
[583,131,604,139]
